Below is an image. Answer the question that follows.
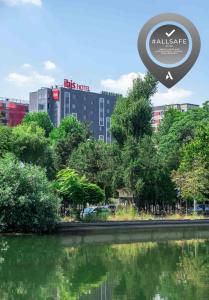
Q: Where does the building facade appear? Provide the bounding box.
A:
[152,103,199,130]
[29,79,120,143]
[0,97,28,126]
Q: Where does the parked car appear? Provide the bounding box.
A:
[205,205,209,214]
[188,204,205,214]
[81,206,111,219]
[103,204,117,214]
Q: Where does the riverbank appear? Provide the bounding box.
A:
[57,220,209,246]
[57,219,209,234]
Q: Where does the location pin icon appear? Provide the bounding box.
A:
[137,13,201,88]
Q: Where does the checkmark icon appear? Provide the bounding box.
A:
[165,29,175,37]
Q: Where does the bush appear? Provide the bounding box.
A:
[22,112,54,137]
[55,168,105,208]
[0,154,60,233]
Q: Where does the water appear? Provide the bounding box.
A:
[0,231,209,300]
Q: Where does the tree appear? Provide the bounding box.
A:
[172,162,209,203]
[0,154,60,233]
[157,105,209,171]
[157,108,182,136]
[0,125,13,156]
[50,116,90,170]
[23,112,54,137]
[172,121,209,203]
[111,73,157,145]
[120,135,175,208]
[68,139,120,198]
[12,123,48,165]
[55,168,105,208]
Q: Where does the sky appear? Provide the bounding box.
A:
[0,0,209,106]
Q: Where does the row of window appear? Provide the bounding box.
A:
[98,117,111,143]
[64,92,111,103]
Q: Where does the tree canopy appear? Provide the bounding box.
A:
[23,112,54,137]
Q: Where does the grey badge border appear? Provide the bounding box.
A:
[137,13,201,88]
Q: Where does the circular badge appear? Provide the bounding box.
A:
[137,14,201,88]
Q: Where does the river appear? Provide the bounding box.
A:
[0,228,209,299]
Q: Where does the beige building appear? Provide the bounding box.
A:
[152,103,199,130]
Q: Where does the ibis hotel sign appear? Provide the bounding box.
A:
[64,79,90,92]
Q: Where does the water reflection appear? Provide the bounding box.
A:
[0,234,209,299]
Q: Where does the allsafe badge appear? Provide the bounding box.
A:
[137,13,201,88]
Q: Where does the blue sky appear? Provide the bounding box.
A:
[0,0,208,106]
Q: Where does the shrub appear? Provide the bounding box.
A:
[22,112,54,137]
[0,154,60,233]
[55,168,105,207]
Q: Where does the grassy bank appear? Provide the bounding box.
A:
[61,206,206,222]
[107,207,205,221]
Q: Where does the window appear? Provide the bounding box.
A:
[99,126,103,132]
[106,108,110,114]
[83,95,86,101]
[72,94,76,100]
[64,92,70,116]
[99,98,104,126]
[83,115,87,120]
[99,135,104,141]
[106,117,111,143]
[107,99,110,104]
[84,105,86,111]
[38,104,45,111]
[71,113,77,119]
[72,104,76,109]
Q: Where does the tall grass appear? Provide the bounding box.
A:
[108,206,206,221]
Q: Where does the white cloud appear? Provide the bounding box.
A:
[6,71,55,87]
[43,60,56,70]
[101,72,145,95]
[22,63,32,69]
[1,0,42,6]
[152,87,193,106]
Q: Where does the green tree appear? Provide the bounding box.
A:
[50,116,90,170]
[0,154,60,233]
[55,168,104,207]
[111,73,157,145]
[68,139,119,198]
[157,105,209,171]
[23,112,54,137]
[157,108,182,136]
[172,162,209,202]
[172,121,209,202]
[0,125,13,156]
[12,123,48,164]
[120,135,175,208]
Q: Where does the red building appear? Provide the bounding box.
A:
[0,98,29,126]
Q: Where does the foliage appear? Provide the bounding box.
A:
[50,115,89,141]
[156,105,209,171]
[50,116,90,170]
[68,139,120,198]
[172,121,209,202]
[111,73,157,145]
[0,154,60,233]
[12,123,48,164]
[116,135,175,207]
[23,112,54,137]
[0,125,13,156]
[55,168,105,207]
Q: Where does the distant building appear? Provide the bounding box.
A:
[29,79,121,143]
[0,97,29,126]
[152,103,199,130]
